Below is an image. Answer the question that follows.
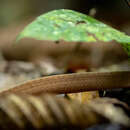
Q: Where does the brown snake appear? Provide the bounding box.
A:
[1,71,130,95]
[0,25,130,95]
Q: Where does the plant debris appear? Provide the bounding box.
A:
[0,94,129,130]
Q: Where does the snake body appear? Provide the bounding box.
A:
[0,25,130,95]
[1,71,130,95]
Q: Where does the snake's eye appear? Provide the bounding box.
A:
[125,0,130,7]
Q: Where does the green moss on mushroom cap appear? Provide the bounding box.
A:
[17,9,130,57]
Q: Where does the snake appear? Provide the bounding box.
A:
[0,24,130,95]
[1,71,130,95]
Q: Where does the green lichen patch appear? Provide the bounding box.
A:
[17,9,130,57]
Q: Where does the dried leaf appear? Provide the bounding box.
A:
[67,91,99,104]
